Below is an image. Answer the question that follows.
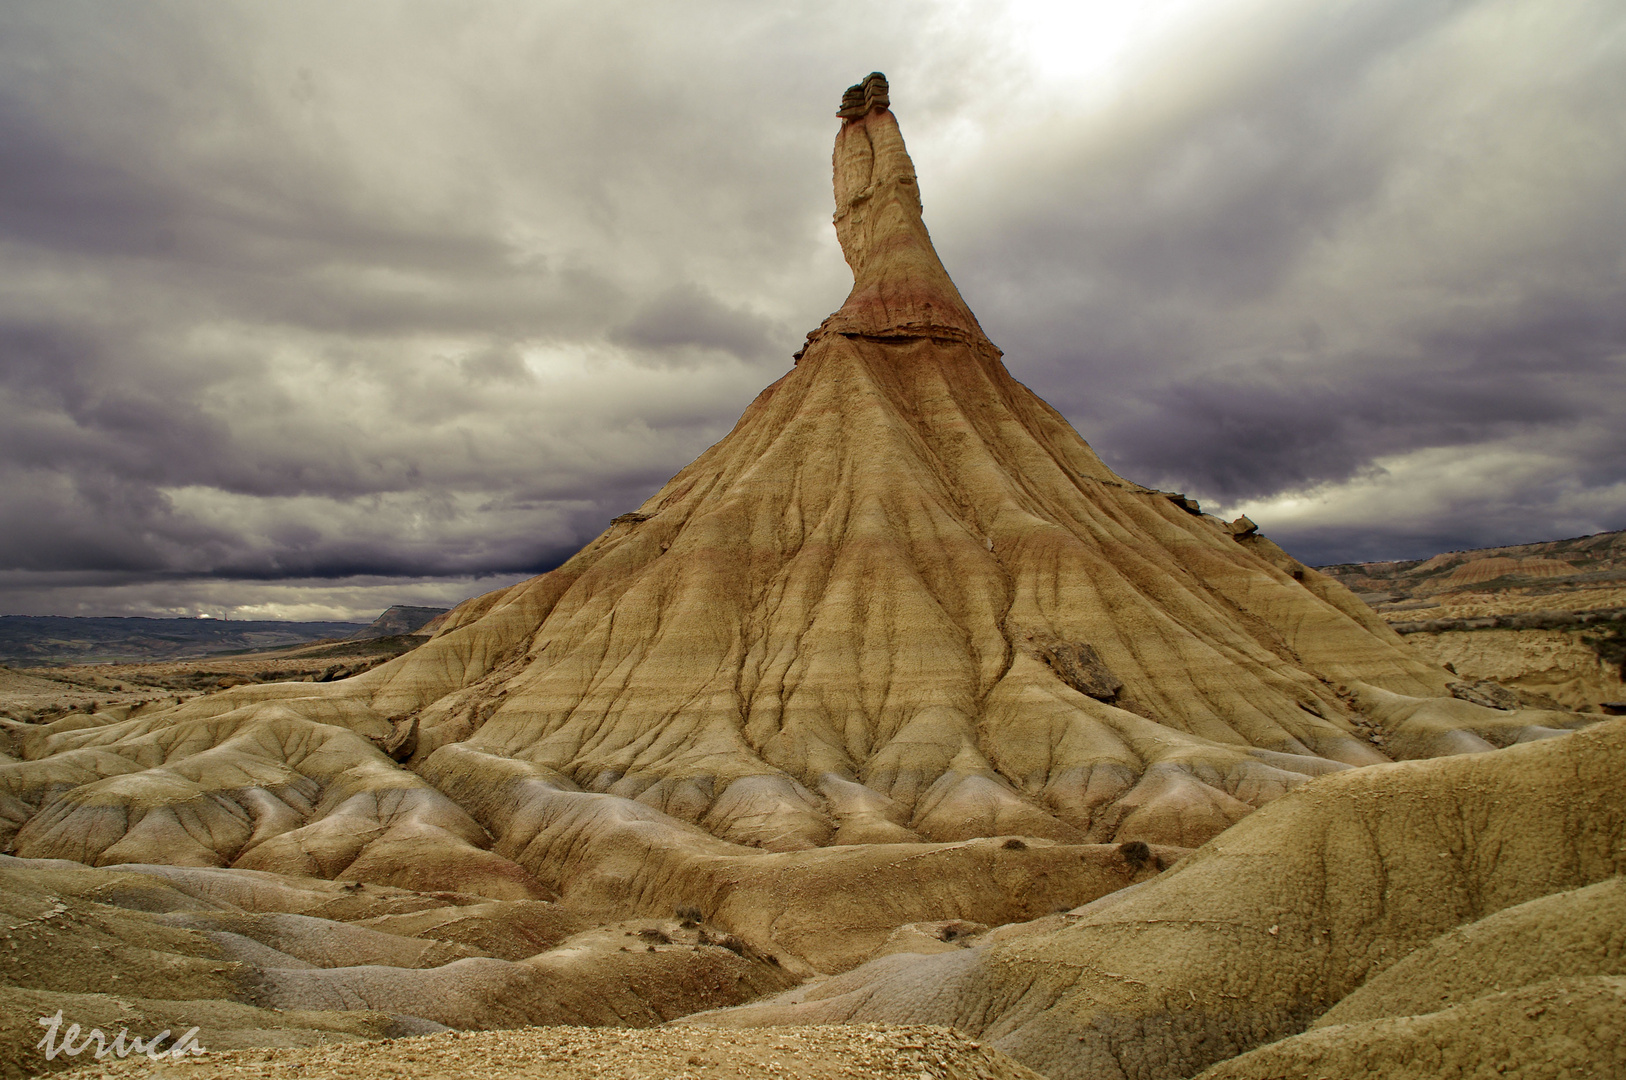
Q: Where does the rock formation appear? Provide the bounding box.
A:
[0,79,1611,1071]
[2,70,1597,895]
[689,717,1626,1078]
[349,606,450,640]
[317,73,1584,859]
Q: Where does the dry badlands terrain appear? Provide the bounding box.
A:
[1320,529,1626,713]
[2,75,1621,1079]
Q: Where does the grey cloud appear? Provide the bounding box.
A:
[0,0,896,612]
[1232,418,1626,565]
[931,0,1626,562]
[610,283,783,362]
[0,0,1623,616]
[1099,299,1625,504]
[459,345,531,386]
[945,2,1464,303]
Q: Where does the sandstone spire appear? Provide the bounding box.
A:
[818,71,985,346]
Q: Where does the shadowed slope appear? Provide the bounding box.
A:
[1196,978,1625,1080]
[0,855,792,1077]
[687,719,1626,1079]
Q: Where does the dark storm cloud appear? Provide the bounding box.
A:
[0,0,1623,616]
[610,283,783,363]
[0,0,879,606]
[931,0,1626,563]
[1104,292,1624,502]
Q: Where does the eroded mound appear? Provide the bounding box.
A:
[1196,978,1626,1080]
[1313,875,1626,1028]
[0,855,797,1078]
[688,719,1626,1079]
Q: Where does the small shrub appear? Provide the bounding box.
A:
[1582,627,1626,678]
[1000,837,1027,851]
[700,931,778,966]
[1118,839,1152,869]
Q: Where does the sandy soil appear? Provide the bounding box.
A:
[52,1025,1041,1080]
[0,666,174,722]
[1406,627,1625,711]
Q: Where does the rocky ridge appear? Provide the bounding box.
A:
[1321,530,1626,711]
[687,718,1626,1079]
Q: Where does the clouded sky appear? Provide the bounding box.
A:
[3,0,1622,620]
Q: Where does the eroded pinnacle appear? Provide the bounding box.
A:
[838,72,890,120]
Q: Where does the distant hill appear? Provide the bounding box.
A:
[1319,528,1626,614]
[349,605,449,640]
[1319,529,1626,712]
[0,615,367,665]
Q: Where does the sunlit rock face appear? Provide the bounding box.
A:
[0,75,1594,935]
